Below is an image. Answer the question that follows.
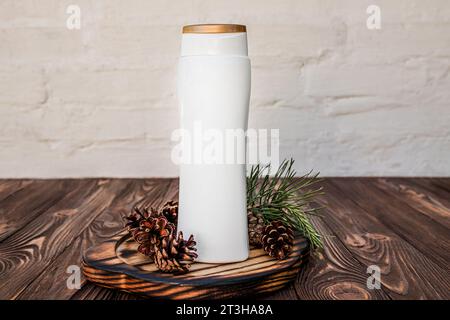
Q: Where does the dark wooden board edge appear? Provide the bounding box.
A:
[82,232,309,300]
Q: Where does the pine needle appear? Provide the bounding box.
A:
[247,158,324,250]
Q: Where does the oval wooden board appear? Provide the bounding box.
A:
[82,231,309,299]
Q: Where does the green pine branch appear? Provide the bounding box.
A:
[247,158,324,250]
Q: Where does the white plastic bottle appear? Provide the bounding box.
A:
[177,24,250,263]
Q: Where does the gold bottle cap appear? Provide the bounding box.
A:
[182,24,246,34]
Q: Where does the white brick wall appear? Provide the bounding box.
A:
[0,0,449,177]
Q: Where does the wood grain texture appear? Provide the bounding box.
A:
[331,178,450,270]
[316,179,450,299]
[0,179,128,299]
[0,179,74,241]
[373,178,450,229]
[0,180,33,203]
[398,179,450,203]
[70,282,139,300]
[70,179,177,300]
[262,283,299,300]
[16,179,169,299]
[0,178,448,300]
[79,178,303,300]
[427,178,450,193]
[294,214,391,300]
[82,231,309,300]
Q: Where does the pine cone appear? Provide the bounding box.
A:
[125,207,144,233]
[125,206,157,233]
[161,201,178,225]
[261,221,294,260]
[133,229,156,256]
[247,210,265,247]
[154,231,198,273]
[132,212,175,258]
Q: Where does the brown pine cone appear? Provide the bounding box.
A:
[124,207,144,233]
[161,201,178,225]
[132,213,176,258]
[261,220,294,260]
[125,206,157,233]
[247,210,265,247]
[154,231,198,273]
[133,229,155,256]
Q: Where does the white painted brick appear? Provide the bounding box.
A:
[0,28,84,63]
[251,57,308,108]
[38,105,178,141]
[0,0,449,177]
[95,0,199,26]
[345,24,450,64]
[0,69,46,105]
[249,22,345,58]
[0,139,177,178]
[47,67,175,104]
[0,104,179,143]
[284,135,450,177]
[304,64,428,98]
[0,0,65,27]
[0,0,99,28]
[89,26,180,64]
[38,107,147,142]
[249,104,450,142]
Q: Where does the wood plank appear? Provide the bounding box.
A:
[8,177,448,300]
[407,178,450,204]
[68,178,176,300]
[70,282,139,300]
[374,178,450,229]
[81,231,308,299]
[433,178,450,193]
[262,283,299,300]
[294,214,391,300]
[407,178,450,202]
[330,178,450,270]
[0,180,33,203]
[0,179,75,241]
[317,179,450,299]
[80,179,306,299]
[16,179,171,300]
[0,179,129,299]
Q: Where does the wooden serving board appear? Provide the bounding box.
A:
[82,231,309,299]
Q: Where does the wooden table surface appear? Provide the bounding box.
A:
[0,178,449,300]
